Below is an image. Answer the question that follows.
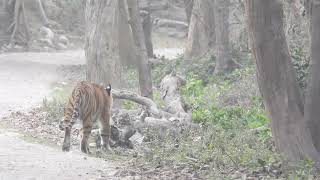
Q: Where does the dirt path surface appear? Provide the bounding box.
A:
[0,130,117,180]
[0,51,120,180]
[0,51,86,116]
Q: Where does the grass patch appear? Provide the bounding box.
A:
[41,83,72,122]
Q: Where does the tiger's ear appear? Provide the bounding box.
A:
[105,84,111,96]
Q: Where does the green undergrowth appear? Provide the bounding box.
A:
[148,56,317,179]
[146,66,280,178]
[41,83,72,122]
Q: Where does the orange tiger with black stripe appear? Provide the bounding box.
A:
[59,81,113,154]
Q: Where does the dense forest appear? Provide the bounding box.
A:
[0,0,320,179]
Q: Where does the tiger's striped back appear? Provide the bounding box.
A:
[59,81,112,130]
[60,81,113,153]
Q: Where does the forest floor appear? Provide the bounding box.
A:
[0,48,184,180]
[0,50,121,180]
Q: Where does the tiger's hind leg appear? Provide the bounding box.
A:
[99,111,111,151]
[81,117,93,154]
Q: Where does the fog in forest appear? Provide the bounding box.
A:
[0,0,319,179]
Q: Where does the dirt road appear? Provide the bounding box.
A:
[0,51,119,180]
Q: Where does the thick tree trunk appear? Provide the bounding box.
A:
[7,0,30,46]
[85,0,121,89]
[141,10,153,58]
[305,0,320,152]
[184,0,215,59]
[0,0,11,45]
[126,0,153,99]
[304,0,311,16]
[214,0,234,74]
[246,0,320,163]
[118,0,137,67]
[183,0,193,25]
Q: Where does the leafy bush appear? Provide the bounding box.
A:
[152,54,215,85]
[181,67,267,130]
[41,84,71,122]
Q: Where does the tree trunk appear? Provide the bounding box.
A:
[118,0,137,67]
[214,0,234,74]
[183,0,193,25]
[245,0,320,163]
[305,0,320,152]
[126,0,153,99]
[8,0,30,46]
[85,0,121,89]
[184,0,215,59]
[304,0,311,16]
[141,9,153,58]
[0,0,11,46]
[36,0,49,26]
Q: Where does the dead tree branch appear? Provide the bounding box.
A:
[112,89,163,118]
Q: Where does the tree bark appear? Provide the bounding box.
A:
[305,0,320,152]
[36,0,49,26]
[112,88,192,122]
[0,1,10,46]
[141,9,153,58]
[117,0,137,67]
[8,0,30,46]
[85,0,121,89]
[160,73,191,121]
[183,0,193,25]
[184,0,215,59]
[304,0,311,16]
[214,0,235,74]
[126,0,153,99]
[112,89,162,118]
[245,0,320,163]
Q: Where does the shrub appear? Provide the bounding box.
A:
[41,84,71,122]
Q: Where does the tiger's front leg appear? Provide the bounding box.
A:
[62,127,71,152]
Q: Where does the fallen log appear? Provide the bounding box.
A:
[111,76,194,145]
[112,85,191,122]
[154,18,188,31]
[112,89,163,118]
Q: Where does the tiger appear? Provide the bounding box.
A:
[59,81,113,154]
